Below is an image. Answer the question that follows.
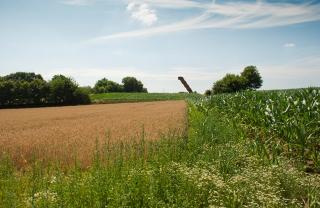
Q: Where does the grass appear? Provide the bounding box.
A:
[1,89,320,207]
[90,92,188,104]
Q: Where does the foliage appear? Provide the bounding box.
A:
[93,77,148,93]
[241,65,263,90]
[2,72,43,82]
[212,66,263,94]
[204,89,212,96]
[213,74,246,94]
[79,86,94,94]
[49,75,78,104]
[0,72,90,107]
[122,77,147,93]
[93,78,123,93]
[73,88,91,104]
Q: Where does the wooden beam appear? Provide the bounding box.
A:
[178,76,193,93]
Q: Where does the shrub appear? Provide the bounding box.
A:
[73,88,91,104]
[93,78,123,93]
[213,74,246,94]
[0,72,92,107]
[49,75,78,104]
[212,66,263,94]
[122,77,146,92]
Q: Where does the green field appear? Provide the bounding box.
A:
[1,88,320,207]
[90,93,188,103]
[90,92,188,103]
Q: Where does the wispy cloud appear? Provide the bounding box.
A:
[127,2,158,26]
[283,43,296,48]
[89,1,320,43]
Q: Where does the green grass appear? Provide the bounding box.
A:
[1,89,320,207]
[90,92,188,104]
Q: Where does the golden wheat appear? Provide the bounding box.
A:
[0,101,186,168]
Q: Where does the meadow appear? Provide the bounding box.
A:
[90,92,187,104]
[0,89,320,207]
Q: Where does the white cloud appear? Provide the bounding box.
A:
[283,43,296,48]
[89,1,320,42]
[127,2,158,26]
[61,0,95,6]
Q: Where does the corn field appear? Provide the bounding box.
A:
[195,88,320,169]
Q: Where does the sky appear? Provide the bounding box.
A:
[0,0,320,93]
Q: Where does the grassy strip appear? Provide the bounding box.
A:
[90,93,188,104]
[1,98,319,207]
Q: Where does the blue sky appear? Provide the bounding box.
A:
[0,0,319,92]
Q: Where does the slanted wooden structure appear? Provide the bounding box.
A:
[178,76,193,93]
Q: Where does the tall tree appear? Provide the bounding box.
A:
[241,66,263,90]
[49,75,78,104]
[122,77,147,92]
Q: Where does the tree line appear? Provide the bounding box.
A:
[0,72,147,107]
[205,66,263,96]
[92,77,147,94]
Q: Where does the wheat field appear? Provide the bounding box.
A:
[0,101,186,168]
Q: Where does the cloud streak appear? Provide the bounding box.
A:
[89,0,320,43]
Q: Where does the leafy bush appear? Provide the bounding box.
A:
[3,72,43,82]
[93,77,147,93]
[212,66,262,94]
[73,88,91,104]
[49,75,78,104]
[0,72,90,107]
[241,66,263,90]
[93,78,123,93]
[122,77,147,93]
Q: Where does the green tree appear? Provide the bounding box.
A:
[122,77,146,92]
[212,74,245,94]
[241,66,263,90]
[93,78,123,93]
[1,72,91,107]
[3,72,43,82]
[212,66,263,94]
[73,88,91,104]
[29,79,50,104]
[49,75,78,104]
[0,80,15,105]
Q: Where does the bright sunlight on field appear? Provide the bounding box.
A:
[0,101,186,168]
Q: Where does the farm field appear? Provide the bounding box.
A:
[0,100,186,168]
[1,89,320,207]
[90,92,188,104]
